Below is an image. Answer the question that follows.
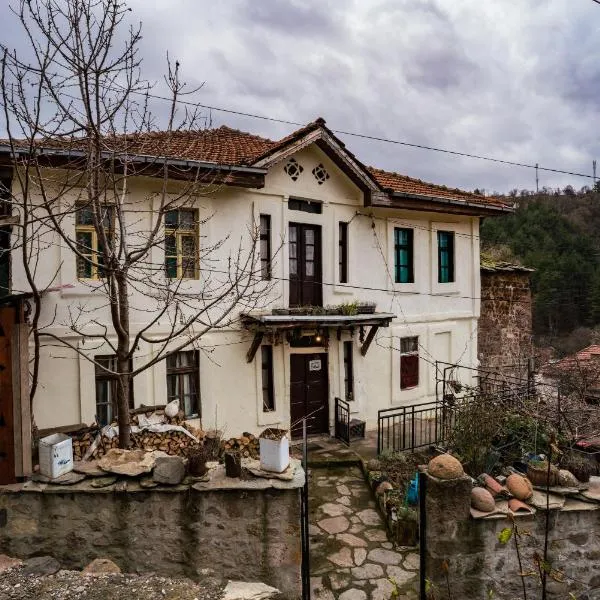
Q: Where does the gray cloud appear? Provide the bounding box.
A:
[3,0,600,195]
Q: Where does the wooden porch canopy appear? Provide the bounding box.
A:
[241,312,395,362]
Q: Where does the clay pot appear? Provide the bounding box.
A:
[506,473,533,500]
[376,481,393,496]
[558,469,580,487]
[527,462,559,487]
[471,487,496,513]
[428,454,464,480]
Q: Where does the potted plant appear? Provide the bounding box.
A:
[357,301,377,314]
[272,308,290,316]
[259,428,290,473]
[324,305,342,315]
[340,301,358,316]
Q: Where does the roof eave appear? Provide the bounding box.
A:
[375,191,515,216]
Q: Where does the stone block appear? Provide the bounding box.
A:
[152,456,186,485]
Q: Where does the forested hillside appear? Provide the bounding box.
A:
[480,184,600,350]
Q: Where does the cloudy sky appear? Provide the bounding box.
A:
[6,0,600,194]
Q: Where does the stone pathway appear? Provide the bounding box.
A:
[309,465,418,600]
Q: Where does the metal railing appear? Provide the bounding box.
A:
[334,397,350,446]
[377,401,449,454]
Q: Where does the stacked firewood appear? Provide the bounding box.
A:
[220,432,260,459]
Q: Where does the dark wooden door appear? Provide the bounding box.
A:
[290,353,329,438]
[289,223,322,307]
[0,306,15,484]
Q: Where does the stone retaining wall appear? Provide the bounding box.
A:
[0,477,302,598]
[424,471,600,599]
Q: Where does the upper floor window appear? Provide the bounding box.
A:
[394,227,414,284]
[288,198,322,214]
[165,208,199,279]
[95,355,133,426]
[339,222,348,284]
[437,231,455,283]
[166,350,200,417]
[260,214,272,280]
[400,336,419,390]
[75,205,113,280]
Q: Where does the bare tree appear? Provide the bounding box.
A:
[1,0,272,447]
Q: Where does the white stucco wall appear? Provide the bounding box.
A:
[12,144,482,436]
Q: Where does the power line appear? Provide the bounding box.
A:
[130,89,595,181]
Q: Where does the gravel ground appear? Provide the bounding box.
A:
[0,567,225,600]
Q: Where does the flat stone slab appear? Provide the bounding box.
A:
[337,484,351,496]
[73,460,106,477]
[356,508,381,526]
[354,548,367,566]
[387,565,417,585]
[90,476,118,488]
[364,528,388,542]
[402,553,419,571]
[338,589,367,600]
[222,580,280,600]
[321,502,352,517]
[338,495,352,506]
[367,548,403,566]
[98,449,156,477]
[318,516,350,534]
[328,570,351,590]
[328,547,354,568]
[337,533,367,548]
[370,578,396,600]
[351,563,384,580]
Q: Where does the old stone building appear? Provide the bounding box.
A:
[478,258,534,375]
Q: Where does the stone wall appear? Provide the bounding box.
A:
[424,472,600,599]
[0,482,302,598]
[478,269,533,374]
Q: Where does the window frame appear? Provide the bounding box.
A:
[94,355,134,426]
[338,222,348,284]
[164,208,199,280]
[394,227,414,284]
[259,214,272,280]
[437,230,455,284]
[75,205,114,280]
[288,198,322,214]
[166,350,200,418]
[400,336,419,390]
[261,345,275,412]
[343,340,354,401]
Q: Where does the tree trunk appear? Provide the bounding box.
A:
[116,357,131,448]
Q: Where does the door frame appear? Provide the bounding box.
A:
[289,349,330,438]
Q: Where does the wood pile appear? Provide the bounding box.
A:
[220,432,260,459]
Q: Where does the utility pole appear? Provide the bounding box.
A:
[593,160,597,190]
[535,163,539,193]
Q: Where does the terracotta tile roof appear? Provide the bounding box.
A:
[368,167,511,209]
[544,345,600,375]
[1,120,512,210]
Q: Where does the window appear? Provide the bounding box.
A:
[288,198,322,214]
[260,214,271,280]
[343,341,354,401]
[95,355,133,426]
[437,230,455,283]
[166,350,200,417]
[394,228,414,284]
[339,222,348,283]
[400,336,419,390]
[261,346,275,412]
[165,208,199,279]
[0,171,12,296]
[75,205,113,279]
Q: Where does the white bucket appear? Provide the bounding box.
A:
[259,436,290,473]
[39,433,73,479]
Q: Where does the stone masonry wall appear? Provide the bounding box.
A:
[424,472,600,599]
[478,271,533,373]
[0,486,301,598]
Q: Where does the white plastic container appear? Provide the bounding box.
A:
[39,433,73,479]
[259,436,290,473]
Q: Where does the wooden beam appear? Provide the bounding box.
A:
[12,322,31,477]
[360,325,380,357]
[0,216,19,226]
[246,331,265,363]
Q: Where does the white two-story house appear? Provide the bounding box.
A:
[2,118,512,439]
